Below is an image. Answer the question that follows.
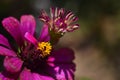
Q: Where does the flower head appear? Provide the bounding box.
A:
[0,15,76,80]
[39,7,79,35]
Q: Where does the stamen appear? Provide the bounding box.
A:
[37,42,52,57]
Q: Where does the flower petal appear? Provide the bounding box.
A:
[50,7,55,19]
[50,48,75,62]
[39,24,50,42]
[0,72,14,80]
[48,48,76,80]
[0,71,19,80]
[33,73,54,80]
[20,68,33,80]
[56,70,66,80]
[39,10,50,23]
[66,24,79,32]
[4,56,23,73]
[47,57,55,67]
[0,34,11,49]
[2,17,23,45]
[0,46,16,57]
[65,11,74,20]
[20,15,36,38]
[24,32,38,46]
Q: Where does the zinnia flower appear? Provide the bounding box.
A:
[39,7,79,34]
[39,7,79,44]
[0,15,75,80]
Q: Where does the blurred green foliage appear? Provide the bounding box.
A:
[80,77,92,80]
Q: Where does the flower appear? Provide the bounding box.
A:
[39,7,79,35]
[0,15,75,80]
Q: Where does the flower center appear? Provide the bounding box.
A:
[37,42,52,57]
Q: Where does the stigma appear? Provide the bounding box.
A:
[37,42,52,57]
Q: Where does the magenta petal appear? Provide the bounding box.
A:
[0,34,11,49]
[2,17,22,45]
[0,71,19,80]
[0,46,16,57]
[49,48,75,80]
[66,70,73,80]
[67,24,79,32]
[47,57,55,67]
[20,15,36,38]
[39,10,50,23]
[55,69,66,80]
[0,72,14,80]
[24,32,37,46]
[55,69,73,80]
[65,11,73,20]
[50,7,55,18]
[33,73,54,80]
[51,48,75,62]
[4,56,23,73]
[20,68,33,80]
[0,73,8,80]
[39,24,50,42]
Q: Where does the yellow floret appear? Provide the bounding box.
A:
[37,42,52,57]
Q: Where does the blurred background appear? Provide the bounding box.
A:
[0,0,120,80]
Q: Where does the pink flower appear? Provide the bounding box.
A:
[39,7,79,34]
[0,15,75,80]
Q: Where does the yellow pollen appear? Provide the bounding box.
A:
[37,42,52,57]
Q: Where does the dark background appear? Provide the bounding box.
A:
[0,0,120,80]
